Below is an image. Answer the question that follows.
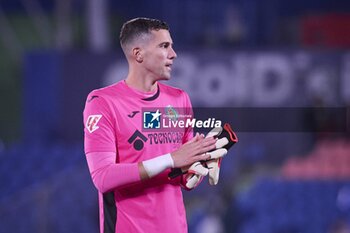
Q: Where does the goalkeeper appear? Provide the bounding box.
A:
[84,17,219,233]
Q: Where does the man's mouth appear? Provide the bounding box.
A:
[165,64,172,71]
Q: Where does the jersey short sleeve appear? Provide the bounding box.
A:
[83,93,117,154]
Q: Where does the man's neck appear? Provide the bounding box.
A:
[125,72,157,92]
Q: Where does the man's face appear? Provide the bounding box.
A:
[141,29,177,80]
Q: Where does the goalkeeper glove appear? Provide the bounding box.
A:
[182,161,208,189]
[206,123,238,185]
[168,123,238,186]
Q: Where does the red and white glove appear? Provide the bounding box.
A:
[205,123,238,185]
[169,123,238,187]
[183,161,208,189]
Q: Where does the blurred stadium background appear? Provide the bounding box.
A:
[0,0,350,232]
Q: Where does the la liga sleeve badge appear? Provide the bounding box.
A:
[86,115,102,133]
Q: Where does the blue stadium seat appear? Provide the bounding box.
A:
[237,179,350,233]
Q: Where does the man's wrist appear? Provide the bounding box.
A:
[142,153,174,178]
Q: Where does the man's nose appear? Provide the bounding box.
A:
[169,47,177,59]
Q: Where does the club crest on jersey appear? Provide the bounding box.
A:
[86,115,102,133]
[165,105,178,121]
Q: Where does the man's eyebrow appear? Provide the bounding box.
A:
[158,41,173,47]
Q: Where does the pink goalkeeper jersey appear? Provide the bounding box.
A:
[83,80,193,233]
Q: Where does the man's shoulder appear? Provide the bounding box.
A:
[87,81,123,99]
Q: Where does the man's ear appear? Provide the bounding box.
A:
[132,47,143,63]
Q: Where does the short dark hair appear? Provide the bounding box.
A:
[119,17,169,48]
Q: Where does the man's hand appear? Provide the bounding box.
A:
[183,161,209,189]
[168,123,238,187]
[170,133,216,168]
[205,123,238,185]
